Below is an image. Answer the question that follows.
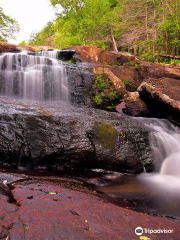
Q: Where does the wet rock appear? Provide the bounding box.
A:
[0,98,154,173]
[138,78,180,126]
[67,65,94,106]
[0,180,11,198]
[27,195,33,199]
[57,50,76,61]
[7,181,180,240]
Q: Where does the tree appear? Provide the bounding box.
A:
[0,7,19,41]
[31,0,180,60]
[29,22,55,46]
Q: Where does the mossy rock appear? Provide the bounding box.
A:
[93,122,118,149]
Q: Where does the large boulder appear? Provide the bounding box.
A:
[116,92,149,117]
[110,66,143,91]
[68,45,139,65]
[0,98,154,173]
[138,78,180,126]
[139,62,180,80]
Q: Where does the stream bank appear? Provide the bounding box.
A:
[0,170,180,240]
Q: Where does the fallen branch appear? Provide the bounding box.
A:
[156,54,180,60]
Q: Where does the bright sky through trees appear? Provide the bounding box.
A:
[0,0,61,44]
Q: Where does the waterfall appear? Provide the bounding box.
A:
[137,118,180,177]
[0,51,69,102]
[150,120,180,177]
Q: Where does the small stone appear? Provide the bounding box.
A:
[70,210,80,216]
[27,195,33,199]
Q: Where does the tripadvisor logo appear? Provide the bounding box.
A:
[135,227,143,236]
[135,228,151,240]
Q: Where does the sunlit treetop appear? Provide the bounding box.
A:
[0,7,19,41]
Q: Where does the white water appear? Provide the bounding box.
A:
[0,51,69,101]
[144,118,180,177]
[99,118,180,217]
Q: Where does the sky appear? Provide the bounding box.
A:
[1,0,62,44]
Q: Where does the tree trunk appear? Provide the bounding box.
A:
[152,0,157,53]
[145,0,150,51]
[111,29,118,52]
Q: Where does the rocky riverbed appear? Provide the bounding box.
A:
[0,170,180,240]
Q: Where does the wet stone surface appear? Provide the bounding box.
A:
[0,177,180,240]
[0,97,154,173]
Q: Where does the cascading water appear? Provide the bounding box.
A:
[148,119,180,177]
[130,117,180,176]
[98,117,180,218]
[0,50,69,102]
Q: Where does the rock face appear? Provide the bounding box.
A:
[93,67,126,95]
[110,65,143,91]
[117,92,149,117]
[0,176,180,240]
[68,45,139,65]
[0,41,52,53]
[57,49,76,61]
[0,98,154,173]
[67,65,94,106]
[138,78,180,126]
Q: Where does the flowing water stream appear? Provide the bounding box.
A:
[0,50,69,101]
[98,118,180,218]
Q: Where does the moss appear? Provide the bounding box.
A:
[93,122,118,149]
[122,79,135,91]
[123,79,134,86]
[123,61,139,70]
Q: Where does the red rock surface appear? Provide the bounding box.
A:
[0,181,177,240]
[69,45,138,65]
[138,78,180,126]
[0,41,52,53]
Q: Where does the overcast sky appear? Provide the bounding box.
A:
[1,0,61,44]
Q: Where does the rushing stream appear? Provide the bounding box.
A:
[98,118,180,218]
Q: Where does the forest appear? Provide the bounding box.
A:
[1,0,180,62]
[27,0,180,62]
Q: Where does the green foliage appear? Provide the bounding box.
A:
[29,22,55,46]
[122,79,135,91]
[123,79,133,86]
[31,0,120,49]
[170,59,180,66]
[92,74,121,111]
[140,52,156,63]
[94,75,107,89]
[0,7,19,41]
[19,40,29,46]
[29,0,180,60]
[123,61,139,69]
[94,93,103,105]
